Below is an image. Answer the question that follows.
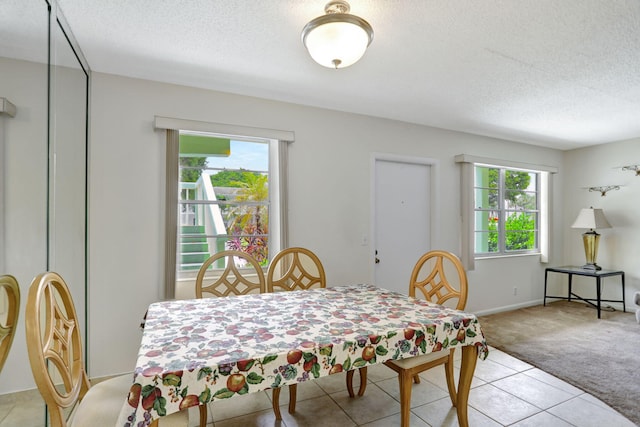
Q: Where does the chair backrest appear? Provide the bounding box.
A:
[409,250,468,310]
[196,250,266,298]
[25,272,91,427]
[0,275,20,374]
[267,247,326,292]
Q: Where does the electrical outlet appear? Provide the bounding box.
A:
[513,287,518,296]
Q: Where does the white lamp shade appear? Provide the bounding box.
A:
[571,208,611,230]
[303,19,371,68]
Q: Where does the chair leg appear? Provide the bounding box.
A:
[346,369,356,397]
[272,388,282,420]
[198,404,207,427]
[288,384,297,414]
[347,367,369,397]
[398,369,413,427]
[444,352,457,407]
[358,367,368,396]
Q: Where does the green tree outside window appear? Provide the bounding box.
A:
[477,166,538,254]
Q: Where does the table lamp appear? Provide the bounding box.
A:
[571,207,611,270]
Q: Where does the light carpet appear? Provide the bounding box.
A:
[479,301,640,425]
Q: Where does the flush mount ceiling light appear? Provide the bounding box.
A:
[301,0,374,69]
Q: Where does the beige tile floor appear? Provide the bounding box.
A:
[1,347,635,427]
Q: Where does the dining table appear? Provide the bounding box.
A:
[117,284,489,427]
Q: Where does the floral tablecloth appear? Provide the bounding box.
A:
[117,284,488,426]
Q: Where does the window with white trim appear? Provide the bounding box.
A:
[474,165,540,256]
[177,132,272,279]
[155,116,293,298]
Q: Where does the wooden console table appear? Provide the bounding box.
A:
[544,266,625,318]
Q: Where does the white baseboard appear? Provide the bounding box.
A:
[475,299,543,317]
[473,299,636,316]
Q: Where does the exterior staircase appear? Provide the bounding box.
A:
[179,225,210,271]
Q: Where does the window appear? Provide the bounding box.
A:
[177,133,271,279]
[474,165,539,255]
[455,154,557,270]
[155,116,294,298]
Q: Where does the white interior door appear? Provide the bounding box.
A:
[372,155,437,294]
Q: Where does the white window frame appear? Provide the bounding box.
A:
[154,116,294,298]
[455,154,557,271]
[474,164,540,257]
[177,134,271,280]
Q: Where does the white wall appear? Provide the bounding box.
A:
[0,63,570,393]
[560,139,640,307]
[85,72,565,380]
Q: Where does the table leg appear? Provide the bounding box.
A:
[543,269,549,306]
[597,277,602,319]
[567,273,573,302]
[288,384,297,414]
[456,345,478,427]
[199,404,207,426]
[622,273,626,312]
[272,388,283,420]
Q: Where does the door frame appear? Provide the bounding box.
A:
[369,152,440,285]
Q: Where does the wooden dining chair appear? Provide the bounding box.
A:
[0,275,20,375]
[195,250,266,298]
[25,272,188,427]
[266,246,326,293]
[194,250,265,424]
[346,250,468,427]
[267,247,326,419]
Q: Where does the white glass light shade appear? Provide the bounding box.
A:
[571,208,611,230]
[302,14,373,68]
[302,6,373,69]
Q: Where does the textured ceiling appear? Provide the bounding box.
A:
[3,0,640,150]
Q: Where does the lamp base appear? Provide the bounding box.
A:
[581,231,602,271]
[581,263,602,271]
